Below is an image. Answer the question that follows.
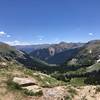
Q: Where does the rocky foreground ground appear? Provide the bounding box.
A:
[1,76,100,100]
[0,64,100,100]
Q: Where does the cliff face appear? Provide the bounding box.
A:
[30,42,84,64]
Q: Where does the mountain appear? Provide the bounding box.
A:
[86,63,100,73]
[1,55,99,100]
[35,39,100,65]
[30,42,84,64]
[0,51,66,100]
[73,40,100,66]
[13,40,100,66]
[14,44,50,53]
[46,48,80,64]
[0,42,54,72]
[0,41,100,100]
[0,42,23,61]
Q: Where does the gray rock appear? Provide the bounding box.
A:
[13,77,37,86]
[22,85,42,94]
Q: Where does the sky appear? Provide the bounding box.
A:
[0,0,100,45]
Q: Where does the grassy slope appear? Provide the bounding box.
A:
[0,63,65,100]
[86,63,100,72]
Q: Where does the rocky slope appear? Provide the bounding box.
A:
[29,40,100,65]
[30,42,84,64]
[0,61,100,100]
[14,44,50,53]
[0,42,57,72]
[0,41,100,100]
[46,48,80,64]
[66,40,100,66]
[0,62,66,100]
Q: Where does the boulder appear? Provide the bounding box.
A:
[0,62,8,68]
[22,85,42,94]
[13,77,37,86]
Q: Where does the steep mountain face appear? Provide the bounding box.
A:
[0,42,100,100]
[30,42,84,64]
[0,42,24,61]
[1,41,100,100]
[46,48,80,64]
[66,40,100,66]
[0,42,51,71]
[14,44,50,53]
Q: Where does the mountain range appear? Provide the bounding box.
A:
[0,40,100,100]
[14,44,50,53]
[15,42,84,64]
[14,40,100,66]
[1,40,100,77]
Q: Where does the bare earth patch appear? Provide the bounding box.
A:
[74,85,100,100]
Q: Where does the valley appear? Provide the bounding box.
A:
[0,40,100,100]
[1,0,100,99]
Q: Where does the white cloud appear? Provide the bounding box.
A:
[39,38,43,41]
[54,38,59,43]
[0,31,6,36]
[6,35,11,38]
[37,35,44,41]
[5,40,31,45]
[89,33,94,36]
[0,31,11,38]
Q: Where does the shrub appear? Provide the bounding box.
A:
[7,79,22,91]
[68,88,77,97]
[7,79,43,96]
[95,86,100,94]
[23,89,43,96]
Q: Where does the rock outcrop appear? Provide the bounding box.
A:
[13,77,38,86]
[22,85,42,94]
[13,77,42,94]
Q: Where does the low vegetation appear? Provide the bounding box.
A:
[68,88,77,98]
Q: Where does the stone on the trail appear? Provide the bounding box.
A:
[13,77,37,86]
[22,85,42,94]
[0,62,7,68]
[43,86,67,100]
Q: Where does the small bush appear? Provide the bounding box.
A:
[7,79,21,91]
[23,89,43,96]
[64,95,72,100]
[95,86,100,94]
[81,96,87,100]
[68,88,77,97]
[7,79,43,96]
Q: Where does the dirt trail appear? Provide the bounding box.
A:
[74,86,100,100]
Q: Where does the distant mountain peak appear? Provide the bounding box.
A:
[59,41,67,44]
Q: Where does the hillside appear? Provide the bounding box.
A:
[29,40,100,65]
[30,42,84,64]
[0,42,24,61]
[0,61,67,100]
[0,41,100,100]
[46,48,80,64]
[87,63,100,73]
[14,44,50,53]
[73,40,100,66]
[1,59,100,100]
[0,42,56,72]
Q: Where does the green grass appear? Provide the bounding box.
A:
[87,63,100,72]
[68,87,77,98]
[32,73,64,87]
[70,78,86,86]
[95,86,100,94]
[23,89,43,96]
[22,67,66,87]
[6,78,43,96]
[7,79,22,91]
[65,67,86,75]
[64,95,72,100]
